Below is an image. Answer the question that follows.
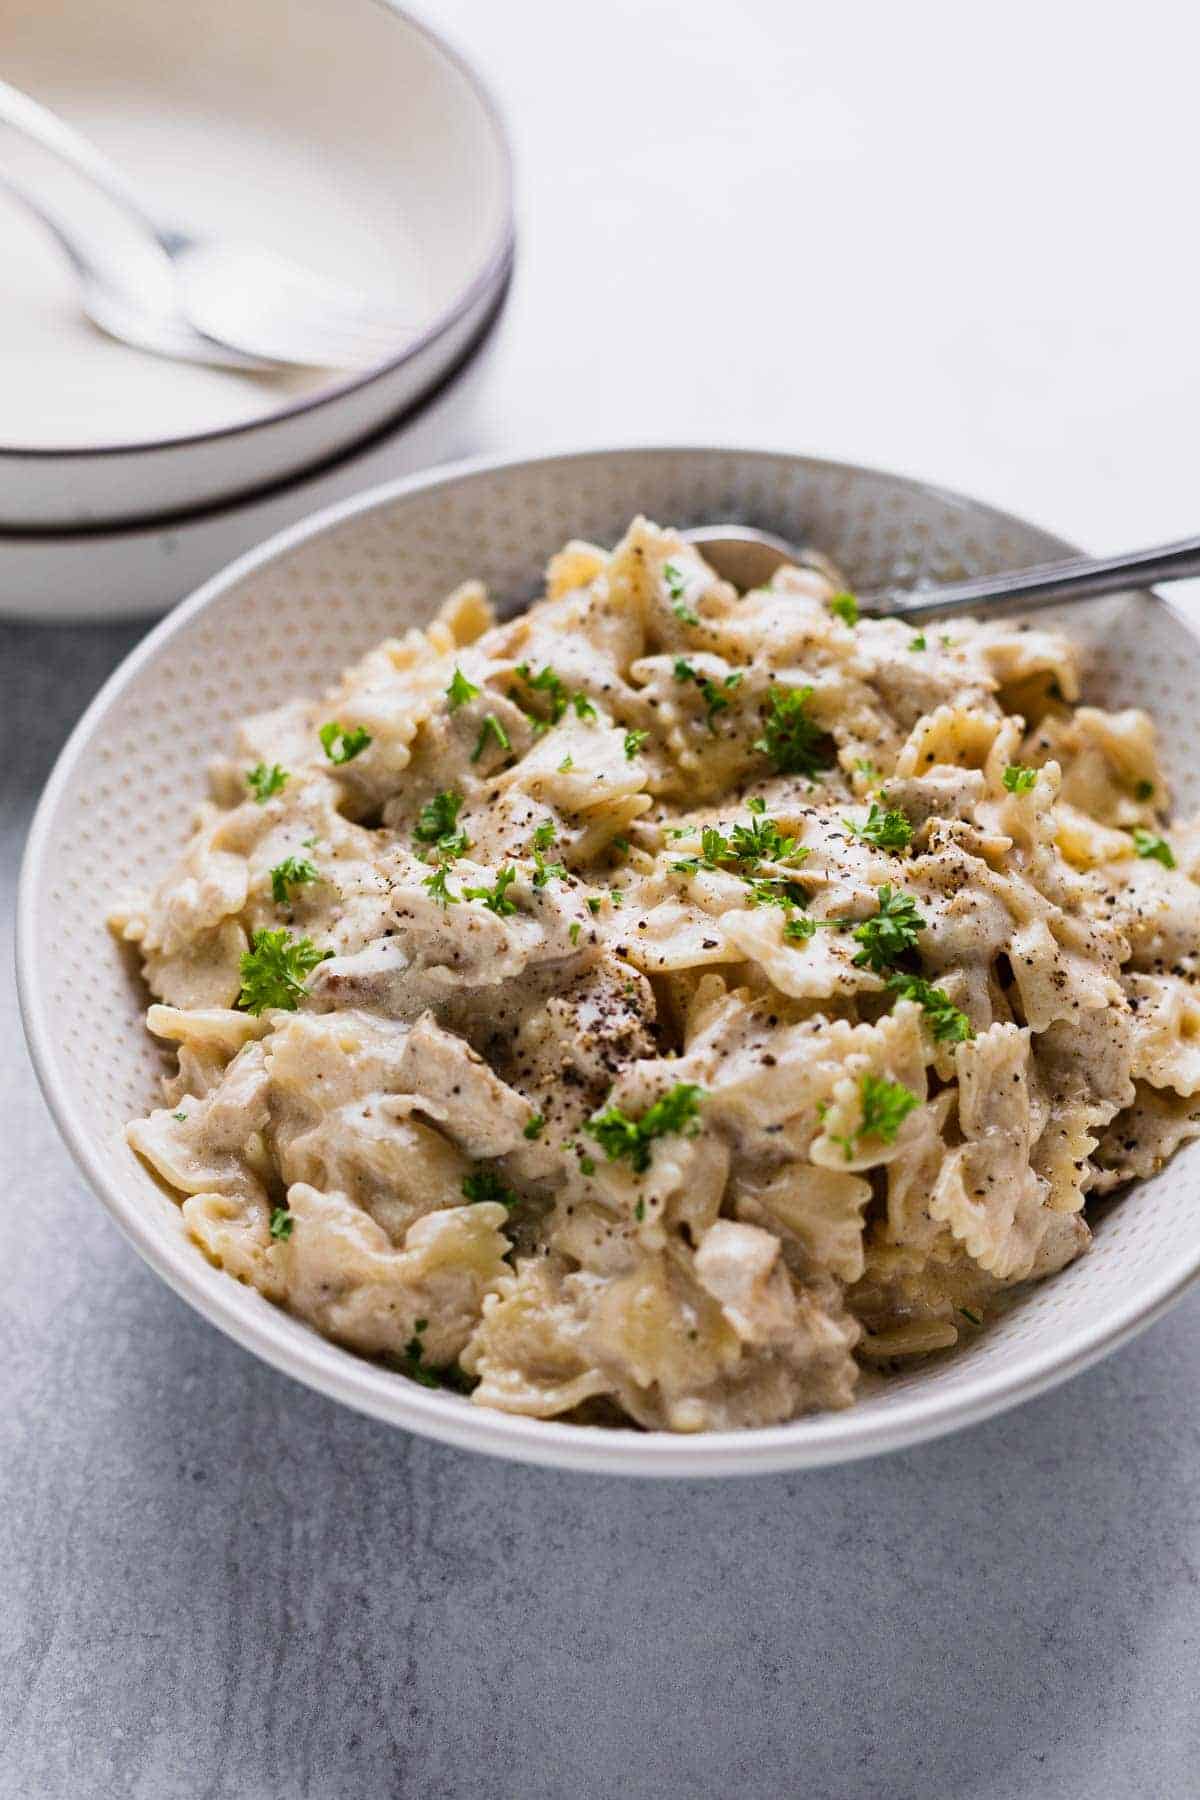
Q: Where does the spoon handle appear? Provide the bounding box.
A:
[870,533,1200,621]
[0,78,174,251]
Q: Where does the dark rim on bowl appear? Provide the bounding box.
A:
[0,0,515,465]
[0,258,513,541]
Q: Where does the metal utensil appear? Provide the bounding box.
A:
[0,78,411,370]
[683,524,1200,619]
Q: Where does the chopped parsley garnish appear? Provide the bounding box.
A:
[269,855,318,905]
[1135,780,1155,802]
[172,1111,188,1123]
[558,754,575,772]
[414,788,465,846]
[829,591,859,627]
[784,913,832,942]
[851,885,926,971]
[662,560,695,619]
[573,693,598,721]
[237,928,331,1014]
[755,685,831,776]
[464,866,518,915]
[523,1114,545,1140]
[532,852,568,889]
[269,1207,294,1241]
[399,1327,476,1394]
[672,658,743,729]
[634,1198,646,1222]
[828,1073,920,1161]
[471,713,511,763]
[1002,764,1038,795]
[246,762,288,804]
[844,801,913,852]
[446,667,480,710]
[569,921,583,944]
[462,1167,520,1209]
[531,819,557,851]
[909,634,927,652]
[886,972,973,1042]
[939,634,955,649]
[422,865,460,908]
[580,1155,596,1176]
[515,661,568,724]
[624,728,650,759]
[319,721,372,764]
[853,759,879,782]
[1132,828,1175,869]
[746,876,809,910]
[585,1082,706,1173]
[586,895,602,915]
[728,803,802,867]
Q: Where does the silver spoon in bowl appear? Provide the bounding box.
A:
[683,524,1200,619]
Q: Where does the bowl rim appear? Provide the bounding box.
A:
[18,442,1200,1477]
[0,0,515,465]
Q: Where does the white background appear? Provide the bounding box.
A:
[431,0,1199,560]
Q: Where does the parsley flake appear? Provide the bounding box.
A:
[569,921,583,945]
[462,1168,520,1209]
[319,721,371,764]
[1132,828,1175,869]
[471,713,511,763]
[1135,780,1155,802]
[269,1207,294,1241]
[755,685,831,777]
[237,928,331,1014]
[523,1113,545,1141]
[662,561,693,614]
[851,885,926,971]
[829,591,859,627]
[572,692,598,721]
[414,789,465,846]
[908,634,927,652]
[172,1111,188,1123]
[886,972,973,1042]
[585,1082,706,1173]
[829,1073,920,1161]
[422,865,460,908]
[624,728,650,759]
[464,866,518,915]
[531,820,557,851]
[269,854,318,906]
[246,763,288,804]
[1002,764,1038,795]
[446,667,480,710]
[532,852,568,889]
[844,802,913,852]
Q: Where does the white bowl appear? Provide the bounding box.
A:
[0,0,513,529]
[0,283,508,623]
[18,447,1200,1476]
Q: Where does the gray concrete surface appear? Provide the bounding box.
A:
[5,620,1200,1800]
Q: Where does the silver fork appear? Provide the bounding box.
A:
[683,524,1200,618]
[0,78,411,371]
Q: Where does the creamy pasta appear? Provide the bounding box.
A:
[113,518,1200,1431]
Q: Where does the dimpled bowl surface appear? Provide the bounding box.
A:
[17,447,1200,1476]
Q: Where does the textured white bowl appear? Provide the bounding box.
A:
[18,447,1200,1476]
[0,0,513,529]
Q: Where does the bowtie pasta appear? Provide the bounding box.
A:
[113,519,1200,1432]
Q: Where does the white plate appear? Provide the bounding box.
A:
[18,447,1200,1475]
[0,0,513,528]
[0,282,507,621]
